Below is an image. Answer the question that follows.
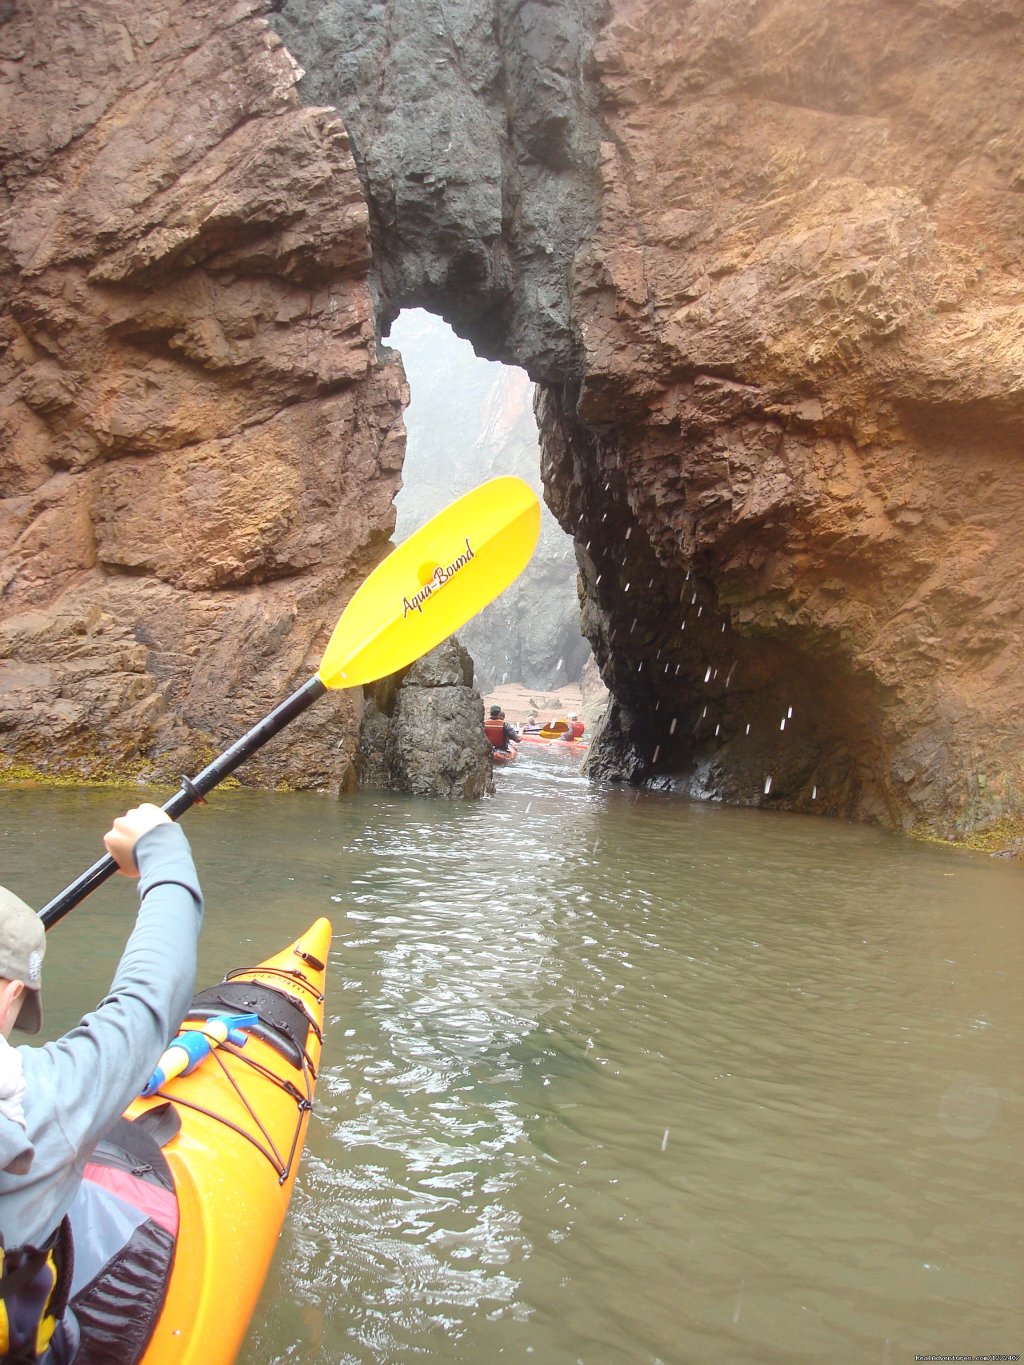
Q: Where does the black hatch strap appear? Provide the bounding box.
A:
[187,980,317,1071]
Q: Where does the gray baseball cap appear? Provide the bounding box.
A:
[0,886,45,1034]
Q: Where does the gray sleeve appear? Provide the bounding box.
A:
[38,822,204,1159]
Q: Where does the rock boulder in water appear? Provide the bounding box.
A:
[358,638,493,800]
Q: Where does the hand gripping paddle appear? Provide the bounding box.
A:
[39,476,541,928]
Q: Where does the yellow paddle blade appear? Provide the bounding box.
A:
[317,476,541,689]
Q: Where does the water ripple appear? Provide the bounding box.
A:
[3,769,1020,1365]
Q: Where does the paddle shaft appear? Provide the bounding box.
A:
[36,476,540,930]
[38,675,327,930]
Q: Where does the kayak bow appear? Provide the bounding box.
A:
[129,917,331,1365]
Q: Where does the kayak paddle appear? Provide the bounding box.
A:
[39,475,540,929]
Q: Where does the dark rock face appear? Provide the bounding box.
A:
[275,0,1024,839]
[1,0,406,790]
[272,0,603,377]
[358,637,493,798]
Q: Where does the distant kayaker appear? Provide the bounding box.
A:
[484,704,520,752]
[0,803,204,1362]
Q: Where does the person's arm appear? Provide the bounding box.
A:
[33,809,204,1157]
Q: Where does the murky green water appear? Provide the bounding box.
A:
[2,748,1022,1364]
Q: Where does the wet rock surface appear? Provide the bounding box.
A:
[276,0,1024,838]
[358,637,493,799]
[1,0,406,790]
[274,0,603,378]
[6,0,1023,838]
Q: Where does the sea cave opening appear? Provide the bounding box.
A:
[384,309,607,734]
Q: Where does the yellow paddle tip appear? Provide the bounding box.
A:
[318,476,540,690]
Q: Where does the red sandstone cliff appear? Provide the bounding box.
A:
[0,0,406,790]
[544,0,1024,836]
[4,0,1023,841]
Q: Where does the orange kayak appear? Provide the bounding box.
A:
[518,731,588,751]
[127,917,331,1365]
